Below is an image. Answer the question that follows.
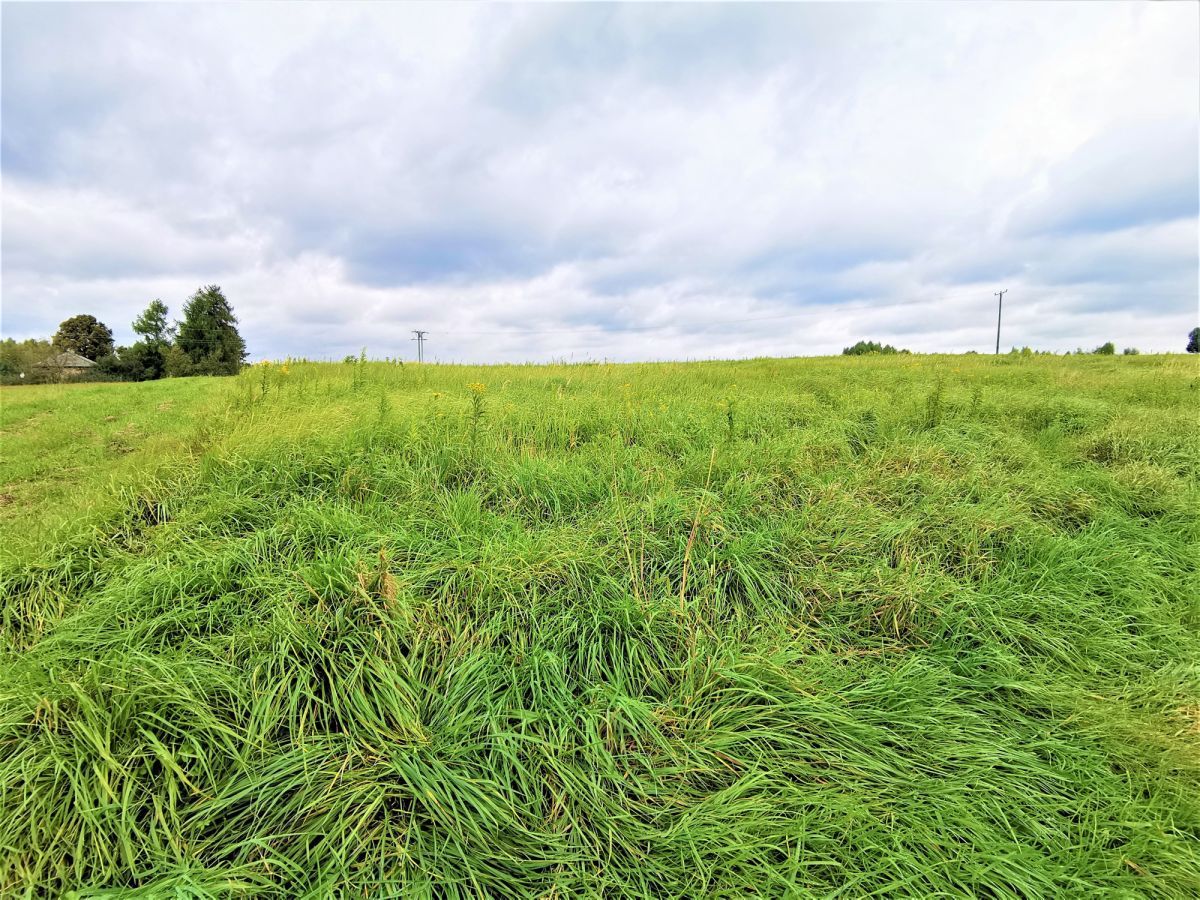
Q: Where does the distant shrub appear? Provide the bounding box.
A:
[843,340,908,356]
[1187,327,1199,353]
[1122,347,1140,356]
[0,337,53,379]
[95,343,168,382]
[1093,342,1115,355]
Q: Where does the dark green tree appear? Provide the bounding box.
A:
[843,340,906,356]
[104,343,168,381]
[1093,342,1115,355]
[52,314,114,360]
[175,285,247,376]
[1188,327,1199,354]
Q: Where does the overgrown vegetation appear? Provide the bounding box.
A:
[1,354,1197,897]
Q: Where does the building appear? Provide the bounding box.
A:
[35,351,98,378]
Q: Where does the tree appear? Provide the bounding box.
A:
[163,345,193,378]
[94,348,132,381]
[1093,342,1115,355]
[1188,327,1199,354]
[0,338,53,381]
[126,299,173,381]
[52,315,114,360]
[101,343,167,382]
[133,299,172,346]
[1122,347,1140,355]
[175,285,247,376]
[842,340,907,356]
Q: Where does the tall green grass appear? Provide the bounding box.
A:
[1,354,1198,897]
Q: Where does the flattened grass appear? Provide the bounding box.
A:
[1,354,1198,896]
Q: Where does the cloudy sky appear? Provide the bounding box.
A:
[3,2,1197,362]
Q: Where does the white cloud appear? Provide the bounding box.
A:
[2,2,1197,359]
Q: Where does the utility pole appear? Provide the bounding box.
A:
[993,289,1007,355]
[411,330,428,363]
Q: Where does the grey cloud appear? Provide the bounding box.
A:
[1008,118,1199,237]
[2,3,1197,360]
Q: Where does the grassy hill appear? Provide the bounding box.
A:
[2,354,1198,897]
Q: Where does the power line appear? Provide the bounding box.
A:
[443,308,836,336]
[411,329,428,363]
[423,290,996,338]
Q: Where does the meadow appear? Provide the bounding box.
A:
[1,353,1197,897]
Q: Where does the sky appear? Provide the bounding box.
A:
[2,2,1198,362]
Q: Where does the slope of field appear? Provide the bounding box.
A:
[1,355,1198,897]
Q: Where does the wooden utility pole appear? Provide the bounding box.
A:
[994,290,1007,354]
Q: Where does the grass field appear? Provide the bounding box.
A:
[1,354,1198,897]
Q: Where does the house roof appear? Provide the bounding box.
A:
[36,351,97,368]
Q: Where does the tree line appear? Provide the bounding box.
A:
[843,329,1200,356]
[842,340,911,355]
[0,285,247,383]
